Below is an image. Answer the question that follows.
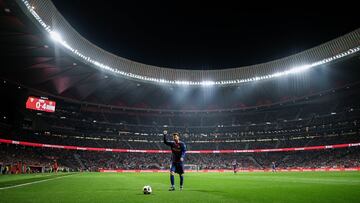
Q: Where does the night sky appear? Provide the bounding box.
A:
[52,1,360,70]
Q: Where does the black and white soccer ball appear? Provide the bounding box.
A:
[143,185,152,195]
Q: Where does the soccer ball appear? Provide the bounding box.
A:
[143,185,152,195]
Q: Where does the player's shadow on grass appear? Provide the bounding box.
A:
[136,193,156,196]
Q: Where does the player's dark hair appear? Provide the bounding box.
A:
[172,132,180,138]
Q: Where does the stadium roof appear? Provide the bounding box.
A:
[51,1,360,70]
[1,0,360,110]
[13,0,360,86]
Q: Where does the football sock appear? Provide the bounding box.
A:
[170,174,175,187]
[180,175,184,186]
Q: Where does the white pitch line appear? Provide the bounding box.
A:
[0,174,75,190]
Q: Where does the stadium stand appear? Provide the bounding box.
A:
[1,80,360,172]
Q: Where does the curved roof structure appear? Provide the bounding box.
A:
[0,0,360,111]
[16,0,360,86]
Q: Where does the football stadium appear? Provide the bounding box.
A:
[1,1,360,202]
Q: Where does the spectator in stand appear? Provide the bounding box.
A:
[53,160,58,173]
[271,161,277,172]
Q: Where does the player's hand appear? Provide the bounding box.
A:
[180,158,184,162]
[163,130,168,135]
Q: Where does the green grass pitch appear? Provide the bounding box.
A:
[0,172,360,203]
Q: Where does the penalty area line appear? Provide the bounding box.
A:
[0,174,75,190]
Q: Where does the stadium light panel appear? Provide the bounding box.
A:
[201,81,215,86]
[50,31,62,42]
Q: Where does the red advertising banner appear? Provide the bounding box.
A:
[26,96,56,112]
[99,168,360,173]
[0,138,359,154]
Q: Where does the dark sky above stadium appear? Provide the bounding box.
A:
[52,1,360,70]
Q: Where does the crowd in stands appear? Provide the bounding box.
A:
[0,144,73,174]
[1,126,359,151]
[1,143,359,173]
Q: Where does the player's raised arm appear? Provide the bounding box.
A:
[163,130,171,146]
